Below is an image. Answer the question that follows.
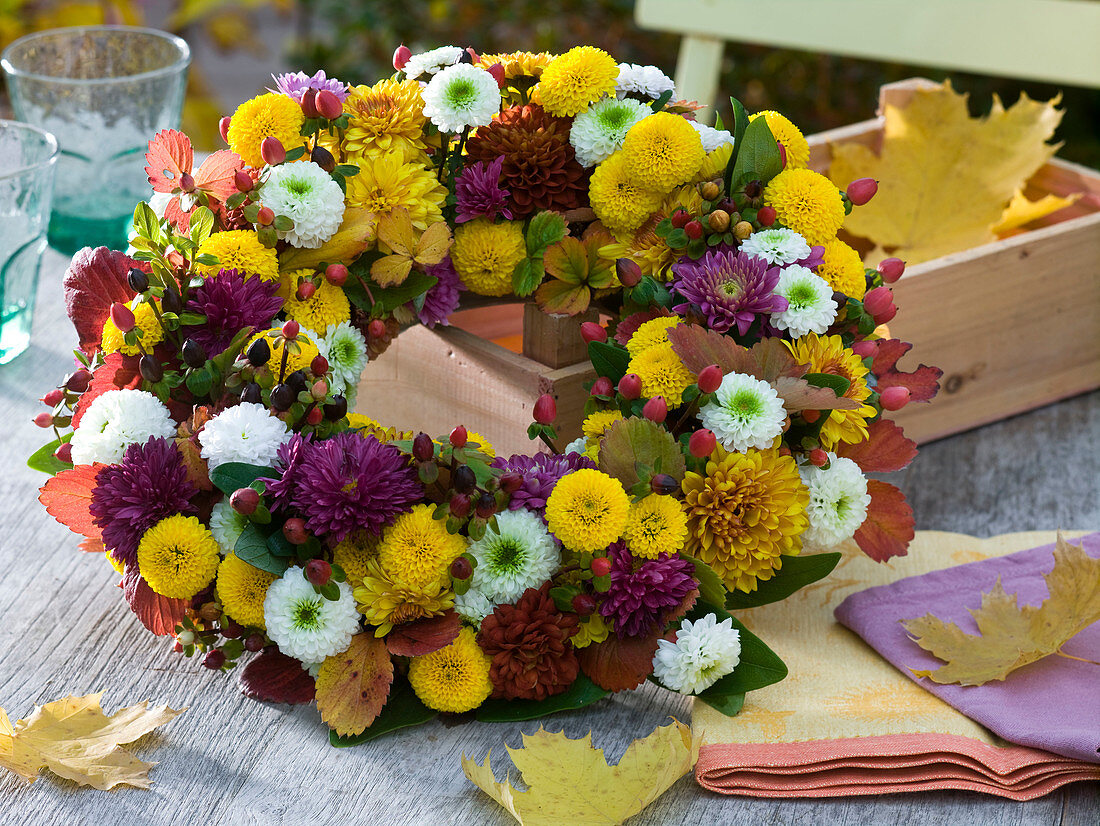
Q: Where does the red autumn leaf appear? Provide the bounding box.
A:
[836,418,919,473]
[238,649,316,704]
[315,634,394,736]
[38,463,107,541]
[576,631,661,692]
[385,610,461,657]
[122,566,189,636]
[193,149,243,202]
[144,129,194,193]
[870,339,943,403]
[854,479,916,562]
[773,376,862,412]
[613,308,671,346]
[79,536,104,554]
[63,247,138,354]
[71,352,142,427]
[163,198,193,234]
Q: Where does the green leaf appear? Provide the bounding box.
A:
[597,417,686,490]
[804,372,852,398]
[334,164,359,177]
[725,552,842,610]
[525,210,567,257]
[587,340,631,383]
[626,276,672,310]
[27,434,73,476]
[731,116,783,189]
[475,674,608,722]
[265,529,296,559]
[650,89,674,112]
[346,270,438,314]
[690,601,787,693]
[234,523,289,575]
[273,215,295,232]
[184,368,213,397]
[187,206,215,245]
[329,679,436,746]
[695,687,745,717]
[284,145,306,162]
[511,257,543,298]
[730,97,749,150]
[210,462,275,495]
[132,201,159,241]
[682,555,727,608]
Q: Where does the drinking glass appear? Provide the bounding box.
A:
[0,121,58,365]
[2,26,190,255]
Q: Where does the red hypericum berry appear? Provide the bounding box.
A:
[684,220,704,240]
[642,396,667,423]
[305,406,324,425]
[54,442,73,463]
[590,377,613,397]
[282,319,300,340]
[777,142,787,168]
[66,369,92,393]
[325,263,349,286]
[173,641,184,653]
[580,321,607,344]
[221,619,244,639]
[475,492,496,519]
[260,136,286,166]
[219,116,231,144]
[393,44,412,71]
[590,557,612,577]
[809,448,828,467]
[846,177,878,206]
[244,633,265,653]
[876,303,898,324]
[850,339,878,358]
[533,393,557,425]
[316,90,343,121]
[257,205,275,227]
[296,280,316,301]
[233,169,254,192]
[203,649,226,670]
[487,62,506,88]
[109,302,136,333]
[305,559,332,587]
[670,208,690,229]
[300,88,319,118]
[697,364,723,394]
[880,385,911,411]
[862,286,892,316]
[616,257,643,287]
[572,593,597,615]
[499,471,523,495]
[230,487,260,516]
[412,432,434,462]
[757,205,777,227]
[802,409,821,424]
[310,379,328,400]
[367,319,387,338]
[178,171,196,193]
[310,354,329,376]
[688,428,717,458]
[283,517,309,545]
[778,445,792,457]
[618,373,642,400]
[41,388,64,407]
[33,412,53,428]
[877,257,906,283]
[449,493,472,518]
[449,425,468,447]
[450,556,473,580]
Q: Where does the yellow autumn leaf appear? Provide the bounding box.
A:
[902,534,1100,686]
[829,81,1066,265]
[371,209,453,287]
[315,633,394,737]
[0,693,184,789]
[462,720,699,826]
[991,188,1081,236]
[279,207,377,272]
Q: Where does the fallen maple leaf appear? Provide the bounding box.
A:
[992,188,1081,236]
[0,693,183,789]
[829,81,1067,265]
[315,634,393,736]
[462,720,699,826]
[902,535,1100,686]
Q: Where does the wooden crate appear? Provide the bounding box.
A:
[357,80,1100,450]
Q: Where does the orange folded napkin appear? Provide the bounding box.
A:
[692,530,1100,799]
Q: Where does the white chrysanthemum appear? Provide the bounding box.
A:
[570,97,651,167]
[317,321,368,397]
[300,660,322,679]
[454,586,496,627]
[421,63,501,133]
[739,227,811,266]
[403,45,465,80]
[699,372,786,453]
[264,569,360,663]
[198,402,290,470]
[260,161,345,249]
[467,509,560,603]
[691,121,736,154]
[209,498,248,554]
[653,613,741,695]
[615,63,675,100]
[69,389,177,465]
[563,437,587,456]
[800,455,872,548]
[771,265,837,338]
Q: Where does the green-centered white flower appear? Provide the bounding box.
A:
[421,63,500,133]
[800,454,871,548]
[699,372,787,453]
[739,227,811,266]
[467,509,560,603]
[771,265,837,338]
[263,568,360,663]
[209,498,248,554]
[570,97,651,167]
[317,320,368,398]
[261,161,345,249]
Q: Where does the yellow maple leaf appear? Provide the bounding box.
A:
[279,207,378,273]
[902,535,1100,686]
[371,208,453,287]
[828,81,1066,265]
[0,693,184,789]
[991,188,1081,236]
[462,720,699,826]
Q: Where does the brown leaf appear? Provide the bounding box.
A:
[238,650,316,704]
[386,610,461,657]
[773,376,862,412]
[534,278,590,315]
[667,324,758,376]
[174,407,213,491]
[835,418,918,473]
[122,566,188,636]
[853,480,915,562]
[576,632,660,692]
[315,634,394,736]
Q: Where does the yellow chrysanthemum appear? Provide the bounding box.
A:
[624,494,690,560]
[817,239,867,299]
[100,300,164,356]
[696,142,735,183]
[682,447,809,593]
[749,110,810,169]
[342,78,428,164]
[333,530,379,587]
[537,46,619,117]
[572,613,610,649]
[582,410,623,442]
[451,218,526,297]
[786,334,876,448]
[588,151,663,235]
[462,431,496,459]
[137,515,220,599]
[226,92,306,169]
[104,548,124,575]
[626,316,681,357]
[763,168,845,246]
[620,112,705,193]
[545,469,630,553]
[478,52,556,81]
[216,553,278,629]
[345,151,446,232]
[378,504,467,590]
[353,558,454,636]
[196,230,279,282]
[249,327,320,378]
[345,413,410,442]
[599,186,702,280]
[628,341,696,406]
[281,273,351,334]
[408,627,493,713]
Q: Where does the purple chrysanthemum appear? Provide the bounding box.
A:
[271,70,349,102]
[285,431,421,543]
[89,437,198,567]
[798,245,826,270]
[262,432,312,512]
[598,544,697,639]
[672,249,788,336]
[491,452,597,513]
[183,269,283,355]
[454,157,512,223]
[417,257,465,328]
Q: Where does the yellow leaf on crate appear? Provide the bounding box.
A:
[0,692,184,789]
[902,534,1100,686]
[462,720,700,826]
[991,188,1081,236]
[315,634,394,737]
[371,209,453,287]
[279,208,377,272]
[828,81,1065,265]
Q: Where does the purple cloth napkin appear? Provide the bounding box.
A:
[835,533,1100,764]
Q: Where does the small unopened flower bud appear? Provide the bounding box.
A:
[221,619,244,639]
[241,382,263,404]
[590,377,613,397]
[684,220,704,240]
[743,180,763,199]
[310,354,329,377]
[260,136,286,166]
[282,517,309,545]
[733,221,753,241]
[282,320,300,340]
[287,370,308,393]
[367,319,386,339]
[393,44,412,71]
[880,385,911,411]
[650,473,679,495]
[230,487,260,516]
[708,209,730,232]
[533,393,557,425]
[41,388,64,407]
[850,339,878,358]
[453,464,477,494]
[33,411,53,428]
[688,428,717,458]
[55,442,73,463]
[590,556,612,577]
[450,556,473,580]
[203,649,226,670]
[66,369,92,393]
[580,321,606,344]
[846,177,878,206]
[127,267,149,292]
[257,205,275,226]
[178,171,196,193]
[300,88,319,118]
[618,373,642,400]
[572,593,597,615]
[757,205,776,227]
[139,354,163,383]
[616,257,643,288]
[305,406,324,426]
[699,181,720,201]
[316,90,343,121]
[877,257,906,283]
[475,491,496,519]
[697,364,723,394]
[463,47,479,64]
[670,208,690,229]
[487,62,506,88]
[809,448,829,467]
[310,144,336,173]
[863,286,895,322]
[642,396,667,423]
[181,338,206,368]
[310,379,328,400]
[409,432,433,462]
[449,425,468,447]
[219,116,231,144]
[325,263,349,286]
[234,169,254,192]
[499,471,523,495]
[178,629,196,647]
[305,559,332,587]
[110,302,136,333]
[296,280,317,302]
[449,493,471,518]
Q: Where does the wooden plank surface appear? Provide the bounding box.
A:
[1,247,1098,824]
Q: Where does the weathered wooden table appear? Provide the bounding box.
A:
[2,247,1097,825]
